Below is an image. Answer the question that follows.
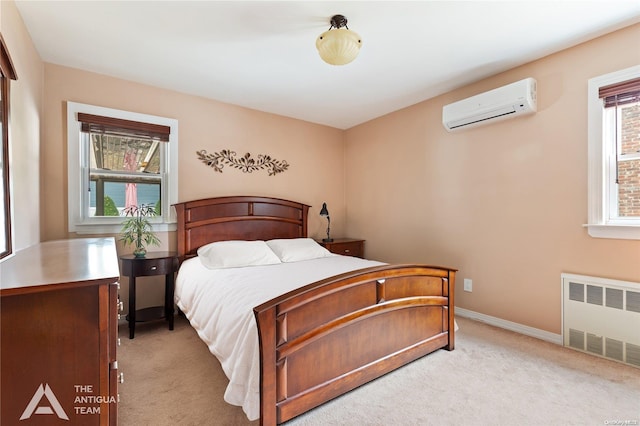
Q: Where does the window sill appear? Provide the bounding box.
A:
[584,224,640,240]
[72,222,177,235]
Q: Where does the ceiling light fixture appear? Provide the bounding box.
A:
[316,15,362,66]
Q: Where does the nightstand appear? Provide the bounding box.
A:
[317,238,365,258]
[120,252,178,339]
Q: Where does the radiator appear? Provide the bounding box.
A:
[561,273,640,368]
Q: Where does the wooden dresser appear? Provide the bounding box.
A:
[1,238,121,425]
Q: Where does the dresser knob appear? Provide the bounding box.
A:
[344,249,350,253]
[150,266,157,270]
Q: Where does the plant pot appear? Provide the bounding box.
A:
[133,246,147,258]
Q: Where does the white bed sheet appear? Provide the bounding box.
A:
[175,254,384,421]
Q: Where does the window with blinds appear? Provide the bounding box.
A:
[77,113,170,217]
[599,78,640,220]
[67,103,178,233]
[587,66,640,240]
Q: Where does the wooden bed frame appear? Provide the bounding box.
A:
[174,196,456,425]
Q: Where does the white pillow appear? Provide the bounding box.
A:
[266,238,334,262]
[197,240,281,269]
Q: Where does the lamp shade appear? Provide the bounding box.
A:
[319,202,329,217]
[316,28,362,65]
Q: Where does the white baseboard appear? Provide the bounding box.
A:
[455,307,563,345]
[119,305,563,345]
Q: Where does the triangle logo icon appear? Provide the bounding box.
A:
[20,383,69,420]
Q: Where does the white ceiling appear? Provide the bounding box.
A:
[15,1,640,129]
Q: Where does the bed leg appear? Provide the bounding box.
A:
[447,271,455,351]
[255,307,278,426]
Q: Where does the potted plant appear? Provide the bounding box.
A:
[119,204,160,258]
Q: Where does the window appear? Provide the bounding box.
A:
[587,66,640,240]
[67,102,178,234]
[0,34,17,260]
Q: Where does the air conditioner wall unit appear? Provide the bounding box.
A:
[442,78,537,132]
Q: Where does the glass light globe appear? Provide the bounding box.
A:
[316,28,362,65]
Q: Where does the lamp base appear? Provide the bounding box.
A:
[322,238,334,243]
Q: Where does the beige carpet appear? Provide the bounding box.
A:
[118,316,640,425]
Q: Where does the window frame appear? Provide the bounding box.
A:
[67,102,178,234]
[0,34,17,260]
[587,65,640,240]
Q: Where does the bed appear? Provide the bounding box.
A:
[173,196,456,425]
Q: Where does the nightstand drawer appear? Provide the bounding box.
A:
[331,241,363,257]
[120,254,177,277]
[133,259,173,276]
[318,239,365,258]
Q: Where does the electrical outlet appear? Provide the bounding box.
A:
[463,278,473,292]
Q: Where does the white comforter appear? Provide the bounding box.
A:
[175,255,384,421]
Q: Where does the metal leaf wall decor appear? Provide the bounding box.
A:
[197,149,289,176]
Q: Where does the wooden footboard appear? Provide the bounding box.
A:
[254,264,456,425]
[174,197,456,424]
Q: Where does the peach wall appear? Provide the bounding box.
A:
[345,24,640,334]
[42,64,345,310]
[12,6,640,331]
[0,0,43,254]
[42,64,345,243]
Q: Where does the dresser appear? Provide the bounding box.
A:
[1,238,121,425]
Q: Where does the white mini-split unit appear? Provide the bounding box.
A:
[442,77,537,132]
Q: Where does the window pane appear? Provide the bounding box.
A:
[618,103,640,218]
[618,158,640,217]
[87,133,162,217]
[89,181,160,216]
[621,103,640,156]
[0,83,4,252]
[90,134,160,174]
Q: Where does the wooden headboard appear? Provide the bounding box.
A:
[173,196,310,261]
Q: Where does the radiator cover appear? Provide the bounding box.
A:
[562,273,640,368]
